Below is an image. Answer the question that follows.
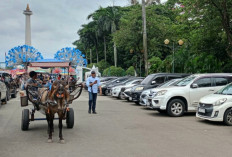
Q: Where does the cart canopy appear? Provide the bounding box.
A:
[29,59,70,68]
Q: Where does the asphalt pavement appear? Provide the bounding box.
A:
[0,91,232,157]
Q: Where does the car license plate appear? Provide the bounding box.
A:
[129,97,132,101]
[198,108,205,113]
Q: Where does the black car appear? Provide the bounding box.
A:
[130,73,189,104]
[102,77,132,95]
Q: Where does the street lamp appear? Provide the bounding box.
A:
[164,39,184,73]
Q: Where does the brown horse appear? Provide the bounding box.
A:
[46,80,69,143]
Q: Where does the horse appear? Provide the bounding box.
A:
[46,80,70,143]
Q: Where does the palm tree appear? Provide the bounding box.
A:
[88,6,122,67]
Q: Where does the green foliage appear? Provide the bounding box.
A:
[87,60,110,74]
[103,66,125,76]
[148,57,162,74]
[74,1,232,75]
[126,66,135,76]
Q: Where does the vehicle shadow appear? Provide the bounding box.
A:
[146,112,196,118]
[196,119,228,127]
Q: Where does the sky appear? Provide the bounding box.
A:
[0,0,166,62]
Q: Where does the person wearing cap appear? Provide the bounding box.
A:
[86,71,102,114]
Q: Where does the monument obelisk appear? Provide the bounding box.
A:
[23,4,32,46]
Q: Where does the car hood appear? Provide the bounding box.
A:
[200,94,232,104]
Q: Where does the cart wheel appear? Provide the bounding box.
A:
[21,109,29,131]
[66,108,74,128]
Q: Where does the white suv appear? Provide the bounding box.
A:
[148,74,232,117]
[196,83,232,125]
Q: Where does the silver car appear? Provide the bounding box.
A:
[0,80,8,104]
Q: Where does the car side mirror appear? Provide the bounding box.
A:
[151,81,156,85]
[191,83,198,88]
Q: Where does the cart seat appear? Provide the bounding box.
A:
[38,88,49,104]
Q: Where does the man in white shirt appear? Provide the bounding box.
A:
[86,71,102,114]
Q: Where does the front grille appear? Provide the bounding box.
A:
[198,103,213,117]
[132,93,138,99]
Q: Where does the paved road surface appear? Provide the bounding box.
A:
[0,91,232,157]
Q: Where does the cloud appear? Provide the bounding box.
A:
[0,0,130,62]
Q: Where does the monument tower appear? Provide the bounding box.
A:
[23,4,32,46]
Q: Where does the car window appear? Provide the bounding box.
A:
[194,77,212,87]
[168,76,181,80]
[153,76,165,84]
[215,77,228,86]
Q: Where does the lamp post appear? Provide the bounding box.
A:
[164,39,184,73]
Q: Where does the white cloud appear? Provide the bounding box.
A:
[0,0,129,62]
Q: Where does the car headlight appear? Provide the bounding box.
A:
[215,98,227,106]
[101,84,106,88]
[115,88,120,91]
[156,90,167,96]
[135,87,144,91]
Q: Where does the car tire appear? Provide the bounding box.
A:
[223,109,232,126]
[118,92,122,99]
[167,99,185,117]
[1,92,7,104]
[104,90,108,96]
[21,109,30,131]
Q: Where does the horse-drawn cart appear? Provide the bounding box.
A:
[20,60,83,143]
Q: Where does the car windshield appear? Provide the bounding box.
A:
[175,76,196,86]
[216,84,232,95]
[158,79,181,88]
[141,75,154,85]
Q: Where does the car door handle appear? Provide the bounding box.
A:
[209,89,215,91]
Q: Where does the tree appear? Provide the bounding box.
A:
[126,66,135,76]
[103,66,125,76]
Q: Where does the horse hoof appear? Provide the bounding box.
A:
[47,139,53,143]
[59,139,65,144]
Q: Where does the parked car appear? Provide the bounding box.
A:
[0,80,8,104]
[130,73,189,104]
[140,78,182,106]
[100,77,117,84]
[196,83,232,125]
[0,71,16,99]
[111,78,143,99]
[148,73,232,117]
[102,77,131,95]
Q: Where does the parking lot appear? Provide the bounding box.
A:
[0,91,232,157]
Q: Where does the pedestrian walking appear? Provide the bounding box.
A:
[86,71,102,114]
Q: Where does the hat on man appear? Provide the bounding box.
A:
[91,71,96,74]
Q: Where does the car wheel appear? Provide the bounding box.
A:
[118,92,122,99]
[223,109,232,126]
[104,90,108,96]
[167,99,185,117]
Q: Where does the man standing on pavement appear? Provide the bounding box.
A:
[86,71,102,114]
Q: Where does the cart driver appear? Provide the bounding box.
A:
[26,71,43,110]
